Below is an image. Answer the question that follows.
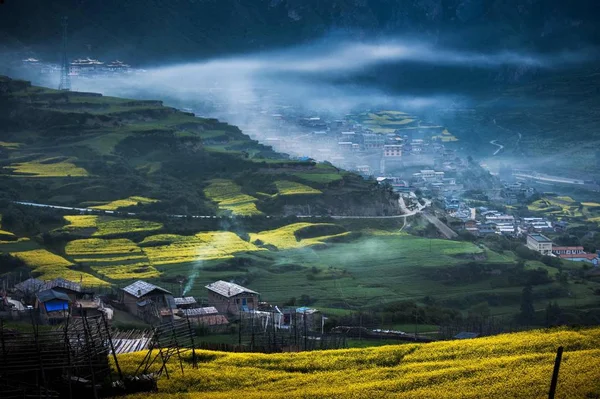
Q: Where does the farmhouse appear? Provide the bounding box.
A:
[122,280,176,324]
[39,278,82,302]
[527,234,553,255]
[174,296,198,310]
[383,145,402,157]
[206,280,259,316]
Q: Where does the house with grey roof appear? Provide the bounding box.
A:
[122,280,176,324]
[205,280,259,315]
[35,289,71,324]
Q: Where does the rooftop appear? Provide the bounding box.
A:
[528,233,552,243]
[182,307,219,316]
[40,278,81,293]
[174,296,197,306]
[15,277,43,293]
[123,280,172,298]
[37,289,71,303]
[206,280,258,298]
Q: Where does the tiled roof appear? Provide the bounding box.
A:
[181,307,218,316]
[40,278,81,293]
[174,297,197,306]
[205,280,258,298]
[559,254,598,260]
[15,278,43,293]
[123,280,172,298]
[552,246,584,251]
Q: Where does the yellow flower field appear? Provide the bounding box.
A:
[4,157,89,177]
[0,141,21,149]
[118,328,600,399]
[204,179,262,216]
[11,249,108,286]
[91,196,159,210]
[250,223,350,249]
[274,180,322,196]
[140,232,263,265]
[65,238,159,280]
[61,215,163,236]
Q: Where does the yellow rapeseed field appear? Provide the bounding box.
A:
[250,223,350,249]
[204,179,262,216]
[61,215,163,236]
[274,180,322,196]
[91,196,159,210]
[0,214,16,238]
[118,328,600,399]
[5,157,89,177]
[140,232,263,265]
[65,238,159,280]
[11,249,108,286]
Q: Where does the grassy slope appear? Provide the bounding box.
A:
[117,327,600,399]
[0,76,396,217]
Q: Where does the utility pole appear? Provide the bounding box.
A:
[59,16,71,91]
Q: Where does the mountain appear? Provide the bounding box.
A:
[0,76,399,217]
[1,0,599,64]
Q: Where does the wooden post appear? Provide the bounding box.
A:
[548,346,564,399]
[102,312,123,381]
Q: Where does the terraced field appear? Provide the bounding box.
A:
[117,327,600,399]
[249,223,350,250]
[4,157,89,177]
[60,215,163,236]
[204,179,262,216]
[274,180,322,196]
[65,238,159,280]
[527,195,600,222]
[11,248,108,285]
[140,232,263,265]
[90,196,159,210]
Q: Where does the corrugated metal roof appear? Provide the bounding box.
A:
[37,289,71,303]
[205,280,258,298]
[40,278,81,293]
[181,307,218,316]
[174,296,197,306]
[15,278,43,293]
[123,280,172,298]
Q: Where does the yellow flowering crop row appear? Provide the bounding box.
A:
[140,232,263,265]
[274,180,322,196]
[11,249,108,286]
[91,196,159,210]
[65,238,158,280]
[61,215,162,236]
[4,157,89,177]
[204,179,263,216]
[250,223,349,249]
[117,327,600,399]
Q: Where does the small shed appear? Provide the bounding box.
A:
[205,281,259,315]
[36,289,71,324]
[174,296,197,310]
[181,307,229,331]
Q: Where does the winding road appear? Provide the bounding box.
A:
[490,140,504,156]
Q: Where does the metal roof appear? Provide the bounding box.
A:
[37,289,71,303]
[15,278,44,293]
[122,280,172,298]
[40,278,81,293]
[181,307,218,316]
[174,297,197,306]
[205,280,258,298]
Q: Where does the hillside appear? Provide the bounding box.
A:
[117,327,600,398]
[0,76,399,217]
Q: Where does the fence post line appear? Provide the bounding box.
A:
[548,346,564,399]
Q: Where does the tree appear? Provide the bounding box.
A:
[518,285,536,325]
[545,302,562,327]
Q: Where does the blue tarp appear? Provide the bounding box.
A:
[45,301,69,312]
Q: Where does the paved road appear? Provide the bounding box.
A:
[16,200,430,220]
[421,212,458,239]
[490,140,504,156]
